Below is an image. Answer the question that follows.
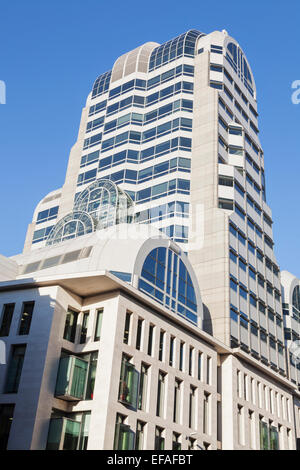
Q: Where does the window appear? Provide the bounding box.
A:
[114,414,134,450]
[189,347,194,376]
[5,345,26,393]
[169,336,175,366]
[203,393,210,434]
[173,379,181,423]
[63,309,78,343]
[55,355,88,401]
[0,404,15,450]
[138,363,149,411]
[249,410,255,449]
[179,341,185,371]
[237,405,244,445]
[18,301,34,335]
[147,324,154,356]
[123,311,131,344]
[158,330,165,361]
[156,371,166,417]
[0,304,15,337]
[259,418,269,450]
[135,421,146,450]
[136,318,143,350]
[84,351,98,400]
[198,352,202,381]
[139,247,198,324]
[80,312,89,344]
[172,432,181,450]
[189,386,196,429]
[206,356,212,385]
[155,427,165,450]
[188,437,196,450]
[118,356,139,407]
[94,309,103,341]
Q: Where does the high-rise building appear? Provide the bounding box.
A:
[0,29,299,451]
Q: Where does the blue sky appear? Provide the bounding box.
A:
[0,0,299,276]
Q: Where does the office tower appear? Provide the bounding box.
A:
[0,29,299,451]
[24,29,285,372]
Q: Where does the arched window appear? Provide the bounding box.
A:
[138,247,198,324]
[92,70,112,98]
[292,285,300,312]
[149,30,205,72]
[46,211,94,246]
[74,179,134,230]
[226,42,253,95]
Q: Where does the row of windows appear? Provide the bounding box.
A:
[212,64,257,129]
[229,223,279,280]
[86,98,193,134]
[219,98,261,157]
[83,116,192,151]
[32,225,54,244]
[149,30,202,72]
[0,302,35,338]
[135,201,189,224]
[89,76,194,119]
[114,413,211,450]
[81,135,192,173]
[229,250,281,297]
[92,67,194,104]
[78,157,191,186]
[92,63,194,102]
[236,370,291,422]
[36,206,59,225]
[123,312,211,382]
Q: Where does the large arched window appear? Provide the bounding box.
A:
[138,247,198,324]
[292,285,300,312]
[148,30,205,72]
[226,42,254,95]
[74,179,134,230]
[46,211,94,246]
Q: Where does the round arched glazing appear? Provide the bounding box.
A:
[46,211,94,246]
[138,247,198,324]
[226,42,254,95]
[149,30,205,72]
[74,179,134,230]
[292,285,300,312]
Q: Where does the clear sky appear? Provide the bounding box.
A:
[0,0,299,276]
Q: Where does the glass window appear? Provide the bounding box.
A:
[0,304,15,337]
[135,421,146,450]
[18,301,34,335]
[5,345,26,393]
[80,312,89,344]
[123,311,131,345]
[94,309,103,341]
[0,404,15,450]
[114,414,134,450]
[138,363,149,411]
[156,371,166,417]
[118,357,139,407]
[154,426,165,450]
[63,310,78,343]
[136,318,143,351]
[55,355,88,400]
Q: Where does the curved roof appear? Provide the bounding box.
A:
[13,223,203,326]
[111,42,159,82]
[148,29,205,72]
